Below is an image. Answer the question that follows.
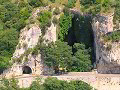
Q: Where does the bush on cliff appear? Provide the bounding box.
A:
[59,13,72,41]
[37,11,52,34]
[104,30,120,42]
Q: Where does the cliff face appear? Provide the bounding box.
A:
[92,13,120,74]
[3,7,57,77]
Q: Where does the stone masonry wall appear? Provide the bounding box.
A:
[12,72,120,90]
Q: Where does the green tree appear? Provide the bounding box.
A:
[41,41,92,72]
[69,80,92,90]
[67,0,76,8]
[42,41,73,71]
[71,43,92,72]
[43,77,74,90]
[59,13,72,41]
[0,78,20,90]
[0,29,19,70]
[29,78,44,90]
[43,77,92,90]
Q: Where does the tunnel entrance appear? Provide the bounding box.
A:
[22,66,32,74]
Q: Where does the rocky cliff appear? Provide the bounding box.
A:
[3,7,120,77]
[92,13,120,74]
[3,7,57,77]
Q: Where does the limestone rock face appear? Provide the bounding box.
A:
[2,7,58,77]
[13,25,42,58]
[4,23,56,77]
[92,13,120,74]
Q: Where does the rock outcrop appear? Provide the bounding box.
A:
[92,13,120,74]
[3,6,57,77]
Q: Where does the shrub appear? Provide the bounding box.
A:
[103,31,120,42]
[0,77,93,90]
[69,80,93,90]
[106,44,112,51]
[59,13,72,41]
[80,0,95,5]
[20,7,30,20]
[63,7,70,15]
[66,0,76,8]
[49,0,55,3]
[52,16,58,25]
[43,77,93,90]
[0,78,20,90]
[23,43,28,49]
[37,11,52,34]
[28,0,45,8]
[53,7,60,15]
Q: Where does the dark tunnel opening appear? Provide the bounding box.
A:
[23,66,32,74]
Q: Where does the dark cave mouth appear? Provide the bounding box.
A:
[64,14,96,65]
[22,66,32,74]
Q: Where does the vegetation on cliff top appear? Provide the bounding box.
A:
[37,10,52,34]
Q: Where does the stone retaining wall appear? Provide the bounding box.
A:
[9,72,120,90]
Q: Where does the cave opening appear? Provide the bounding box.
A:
[0,69,4,74]
[64,13,96,66]
[22,66,32,74]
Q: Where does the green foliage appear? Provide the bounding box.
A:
[43,41,73,69]
[41,41,92,72]
[71,44,92,72]
[0,78,20,90]
[69,80,93,90]
[66,0,76,8]
[43,77,73,90]
[0,77,93,90]
[37,11,52,34]
[28,0,46,8]
[52,16,58,25]
[49,0,55,3]
[59,13,72,41]
[114,0,120,23]
[43,77,92,90]
[0,29,19,69]
[73,16,93,48]
[80,0,95,5]
[103,31,120,42]
[29,78,44,90]
[20,7,31,20]
[53,7,60,15]
[80,0,115,14]
[0,1,31,31]
[0,0,33,70]
[13,48,33,63]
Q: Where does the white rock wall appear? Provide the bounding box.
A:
[92,13,120,74]
[13,24,42,58]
